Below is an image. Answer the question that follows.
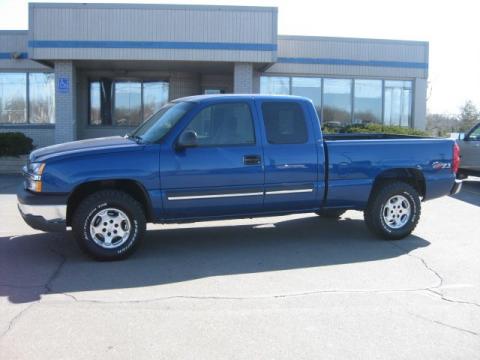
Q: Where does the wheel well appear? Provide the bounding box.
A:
[66,180,153,225]
[371,168,426,200]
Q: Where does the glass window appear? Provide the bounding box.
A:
[186,103,255,146]
[90,79,169,126]
[203,89,225,95]
[89,82,102,125]
[132,102,193,143]
[0,73,27,123]
[291,77,322,115]
[260,76,290,95]
[114,82,142,126]
[354,79,382,125]
[28,73,55,124]
[261,102,308,144]
[468,125,480,140]
[143,81,169,120]
[323,79,352,127]
[384,80,412,127]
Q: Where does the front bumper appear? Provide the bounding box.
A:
[17,186,68,232]
[450,179,463,195]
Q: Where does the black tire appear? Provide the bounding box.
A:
[364,181,421,240]
[72,190,146,260]
[316,209,346,219]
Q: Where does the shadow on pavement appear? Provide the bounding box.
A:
[451,178,480,206]
[0,215,430,304]
[0,175,22,194]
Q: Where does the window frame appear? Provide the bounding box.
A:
[87,78,169,127]
[260,100,310,145]
[180,101,257,148]
[0,71,55,126]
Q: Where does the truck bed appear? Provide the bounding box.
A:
[323,133,430,141]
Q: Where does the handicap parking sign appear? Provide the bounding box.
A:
[58,77,70,93]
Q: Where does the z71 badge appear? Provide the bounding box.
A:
[432,161,451,170]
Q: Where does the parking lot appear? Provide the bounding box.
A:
[0,175,479,359]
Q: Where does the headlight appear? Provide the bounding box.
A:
[25,162,46,192]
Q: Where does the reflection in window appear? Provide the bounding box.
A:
[323,79,352,127]
[0,73,27,123]
[29,73,55,124]
[354,79,382,125]
[384,80,412,127]
[186,103,255,146]
[114,82,142,126]
[260,76,289,95]
[89,82,101,125]
[291,77,321,115]
[143,82,169,120]
[90,80,169,126]
[262,102,308,144]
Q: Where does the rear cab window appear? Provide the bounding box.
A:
[261,102,309,144]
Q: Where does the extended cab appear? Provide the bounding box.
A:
[18,95,462,260]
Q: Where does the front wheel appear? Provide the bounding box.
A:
[364,181,421,240]
[72,190,146,260]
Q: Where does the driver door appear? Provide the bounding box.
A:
[159,100,264,219]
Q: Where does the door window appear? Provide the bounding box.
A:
[261,102,308,144]
[186,103,255,146]
[468,125,480,140]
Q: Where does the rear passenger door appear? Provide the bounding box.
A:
[256,99,321,212]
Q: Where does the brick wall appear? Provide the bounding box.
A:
[233,63,253,93]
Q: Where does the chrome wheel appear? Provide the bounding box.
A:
[382,195,411,229]
[89,208,131,249]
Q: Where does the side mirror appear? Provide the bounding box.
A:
[176,130,198,150]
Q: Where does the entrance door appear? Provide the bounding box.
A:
[160,100,264,219]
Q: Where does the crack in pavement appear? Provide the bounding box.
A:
[388,241,480,309]
[406,311,479,337]
[0,303,36,341]
[2,232,479,342]
[0,237,68,341]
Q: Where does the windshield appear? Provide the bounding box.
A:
[129,101,194,143]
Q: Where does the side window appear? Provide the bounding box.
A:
[261,102,308,144]
[468,126,480,141]
[186,103,255,146]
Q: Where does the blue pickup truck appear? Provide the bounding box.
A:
[18,95,461,260]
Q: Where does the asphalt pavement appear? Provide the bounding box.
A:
[0,175,479,359]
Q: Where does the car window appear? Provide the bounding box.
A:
[468,126,480,140]
[186,103,255,146]
[261,102,308,144]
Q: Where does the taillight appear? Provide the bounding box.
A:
[452,142,460,174]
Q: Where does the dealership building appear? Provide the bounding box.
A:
[0,2,429,147]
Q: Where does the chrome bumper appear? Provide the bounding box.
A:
[18,203,67,221]
[450,179,463,195]
[18,203,67,232]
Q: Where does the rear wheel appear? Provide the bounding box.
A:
[316,209,346,219]
[364,181,421,240]
[72,190,146,260]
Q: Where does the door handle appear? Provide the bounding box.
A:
[243,154,261,165]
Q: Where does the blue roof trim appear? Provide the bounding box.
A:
[28,40,277,51]
[0,52,28,59]
[277,57,428,70]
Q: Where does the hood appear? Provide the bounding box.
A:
[30,136,140,162]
